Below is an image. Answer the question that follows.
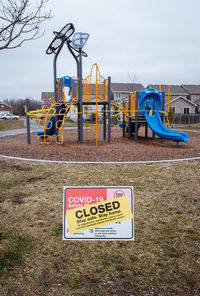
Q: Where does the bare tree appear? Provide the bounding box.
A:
[128,71,137,92]
[0,0,52,50]
[3,97,42,115]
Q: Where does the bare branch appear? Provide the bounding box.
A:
[0,0,52,50]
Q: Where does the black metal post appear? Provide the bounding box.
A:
[161,92,165,124]
[103,105,106,140]
[66,41,80,142]
[78,48,83,143]
[161,91,165,142]
[26,98,31,144]
[53,39,65,138]
[107,76,111,143]
[134,92,139,142]
[152,99,156,139]
[145,122,148,138]
[128,94,131,139]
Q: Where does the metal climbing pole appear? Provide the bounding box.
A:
[107,76,111,143]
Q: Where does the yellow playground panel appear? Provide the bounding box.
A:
[82,63,109,145]
[27,63,110,145]
[158,84,172,127]
[83,63,108,103]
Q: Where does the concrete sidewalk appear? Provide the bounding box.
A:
[0,128,38,137]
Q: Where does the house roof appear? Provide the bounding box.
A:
[194,97,200,105]
[181,84,200,94]
[0,102,12,109]
[165,96,197,107]
[148,84,188,95]
[111,83,145,92]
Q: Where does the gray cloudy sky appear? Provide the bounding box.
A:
[0,0,200,100]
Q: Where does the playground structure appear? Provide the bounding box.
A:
[28,62,112,146]
[26,22,189,147]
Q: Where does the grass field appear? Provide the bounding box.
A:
[0,118,98,131]
[0,119,24,131]
[0,159,199,296]
[171,123,200,131]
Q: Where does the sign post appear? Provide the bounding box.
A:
[63,186,134,241]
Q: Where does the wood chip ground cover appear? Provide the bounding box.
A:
[0,159,199,296]
[0,126,200,162]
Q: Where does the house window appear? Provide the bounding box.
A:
[184,107,190,114]
[172,107,176,113]
[115,92,121,99]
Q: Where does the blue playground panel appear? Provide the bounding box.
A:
[138,88,162,115]
[38,76,74,138]
[121,88,188,145]
[138,88,188,145]
[145,111,188,145]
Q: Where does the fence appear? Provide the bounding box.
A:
[173,114,200,124]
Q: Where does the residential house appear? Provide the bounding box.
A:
[181,85,200,112]
[148,84,189,103]
[0,102,13,115]
[111,83,145,103]
[166,96,197,115]
[147,84,196,115]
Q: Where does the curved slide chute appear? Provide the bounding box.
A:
[38,103,68,137]
[145,111,189,144]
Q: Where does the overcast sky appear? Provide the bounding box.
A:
[0,0,200,100]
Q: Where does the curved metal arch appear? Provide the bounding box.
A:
[46,23,75,55]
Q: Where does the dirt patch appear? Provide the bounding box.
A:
[22,176,46,184]
[0,159,33,171]
[0,126,199,161]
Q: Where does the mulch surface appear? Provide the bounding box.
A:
[0,126,200,162]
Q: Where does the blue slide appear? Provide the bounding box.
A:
[145,111,189,144]
[38,104,69,137]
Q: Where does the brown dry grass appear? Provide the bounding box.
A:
[171,123,200,131]
[0,159,200,296]
[0,120,24,131]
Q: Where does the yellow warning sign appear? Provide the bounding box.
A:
[66,195,133,234]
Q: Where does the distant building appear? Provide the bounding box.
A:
[111,83,145,103]
[148,84,189,103]
[166,96,197,115]
[181,85,200,107]
[41,92,54,106]
[0,102,13,114]
[147,84,199,115]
